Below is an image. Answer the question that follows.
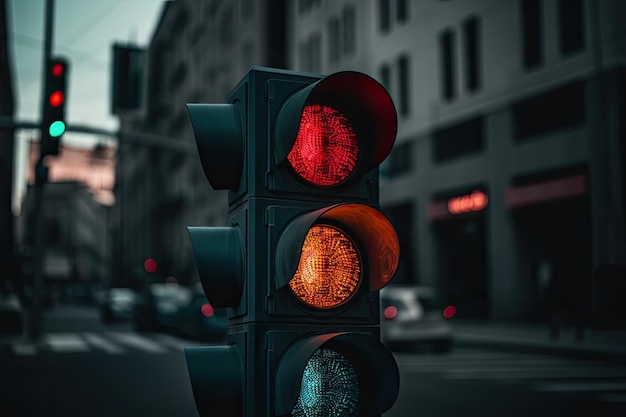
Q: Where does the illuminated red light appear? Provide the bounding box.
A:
[383,306,398,320]
[144,258,157,274]
[201,303,215,318]
[52,63,64,77]
[443,305,457,319]
[448,190,488,215]
[49,91,64,107]
[287,104,359,186]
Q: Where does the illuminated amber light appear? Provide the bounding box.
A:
[448,190,488,215]
[287,104,359,186]
[289,225,361,308]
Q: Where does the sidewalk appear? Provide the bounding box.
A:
[452,320,626,363]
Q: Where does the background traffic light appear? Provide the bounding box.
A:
[186,67,400,417]
[40,57,68,156]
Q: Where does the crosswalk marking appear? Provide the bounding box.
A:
[45,333,90,353]
[83,332,125,354]
[3,331,216,357]
[106,332,168,354]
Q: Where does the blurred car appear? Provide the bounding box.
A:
[132,283,191,331]
[0,290,23,335]
[178,284,227,342]
[99,287,136,323]
[380,285,454,352]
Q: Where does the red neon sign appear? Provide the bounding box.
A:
[447,190,488,215]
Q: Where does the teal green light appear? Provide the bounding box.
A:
[49,121,65,138]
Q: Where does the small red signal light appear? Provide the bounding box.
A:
[200,303,214,318]
[49,91,64,107]
[287,104,358,187]
[383,305,398,320]
[52,63,64,77]
[144,258,158,274]
[443,305,457,319]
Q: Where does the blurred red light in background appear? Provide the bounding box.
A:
[49,91,64,107]
[144,258,157,274]
[201,303,215,318]
[443,305,457,319]
[383,305,398,320]
[448,190,488,215]
[52,63,64,77]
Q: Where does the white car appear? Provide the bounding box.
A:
[380,285,454,352]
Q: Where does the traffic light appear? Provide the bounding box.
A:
[41,57,69,156]
[186,67,400,417]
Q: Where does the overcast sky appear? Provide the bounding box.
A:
[9,0,166,212]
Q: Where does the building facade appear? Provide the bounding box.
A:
[289,0,626,322]
[18,143,115,297]
[115,0,287,286]
[0,0,17,291]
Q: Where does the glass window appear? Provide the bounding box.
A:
[463,16,481,92]
[520,0,543,69]
[558,0,584,55]
[440,29,456,101]
[343,6,356,55]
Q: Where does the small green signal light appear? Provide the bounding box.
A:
[49,121,66,138]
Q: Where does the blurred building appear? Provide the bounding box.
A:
[0,0,17,291]
[18,143,115,297]
[289,0,626,322]
[114,0,287,287]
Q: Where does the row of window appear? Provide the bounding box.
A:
[384,79,587,178]
[522,0,585,69]
[298,5,357,71]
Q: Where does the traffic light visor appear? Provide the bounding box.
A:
[275,71,397,187]
[187,103,244,190]
[276,203,399,296]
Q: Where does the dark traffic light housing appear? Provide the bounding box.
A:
[41,57,69,156]
[186,67,400,417]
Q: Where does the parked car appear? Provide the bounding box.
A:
[0,290,23,335]
[178,284,227,342]
[132,283,191,332]
[99,287,136,323]
[380,285,454,352]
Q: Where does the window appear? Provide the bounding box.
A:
[310,33,322,73]
[342,6,356,55]
[380,64,391,92]
[398,55,410,117]
[328,17,340,63]
[299,34,321,72]
[463,16,481,92]
[397,0,409,23]
[520,0,543,69]
[379,0,390,32]
[387,141,412,177]
[558,0,584,55]
[433,117,484,163]
[513,81,586,140]
[440,29,456,101]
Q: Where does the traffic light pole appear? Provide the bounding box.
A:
[27,0,55,342]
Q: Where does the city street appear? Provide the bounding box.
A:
[1,306,626,417]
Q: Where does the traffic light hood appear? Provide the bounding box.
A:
[187,103,244,190]
[274,71,397,179]
[275,203,400,293]
[188,226,243,308]
[274,333,400,416]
